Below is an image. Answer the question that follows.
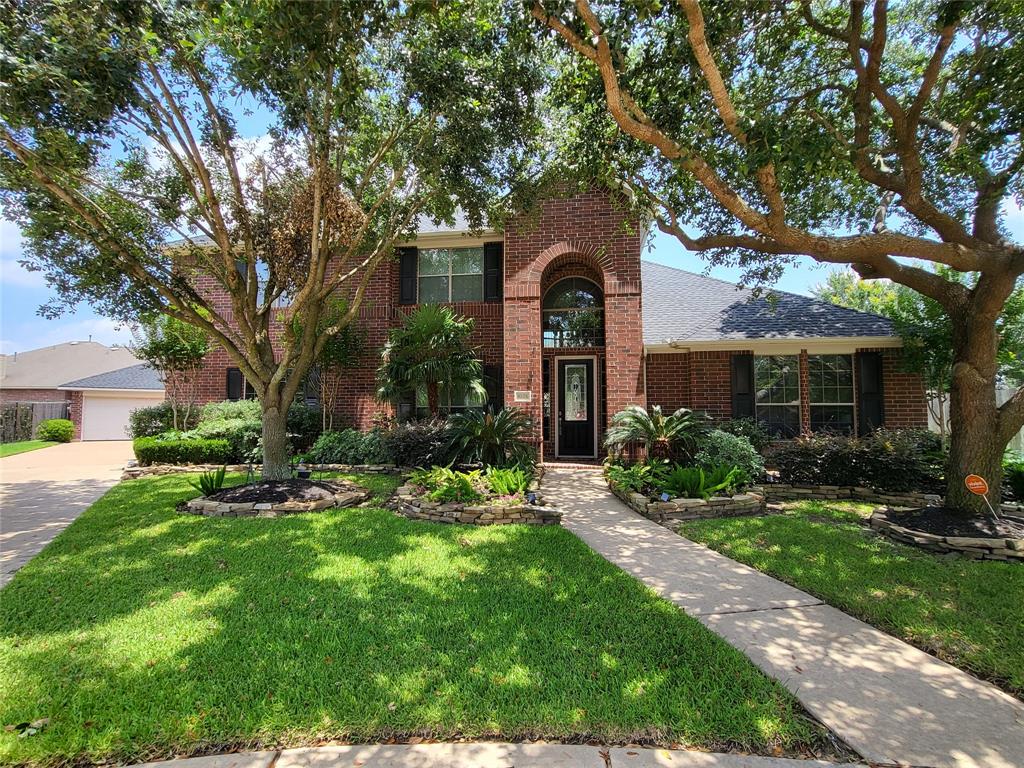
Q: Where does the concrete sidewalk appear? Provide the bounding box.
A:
[0,440,132,586]
[133,744,863,768]
[542,467,1024,768]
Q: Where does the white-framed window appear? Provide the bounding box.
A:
[417,247,484,303]
[808,354,855,434]
[754,355,800,437]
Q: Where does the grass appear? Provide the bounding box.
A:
[0,441,57,458]
[0,474,830,767]
[679,501,1024,698]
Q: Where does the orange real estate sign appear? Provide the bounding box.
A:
[965,475,989,495]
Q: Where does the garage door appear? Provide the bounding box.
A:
[82,395,162,441]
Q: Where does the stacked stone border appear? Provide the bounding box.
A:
[184,487,371,518]
[763,482,1024,516]
[870,508,1024,562]
[609,482,766,524]
[124,463,407,481]
[393,468,559,526]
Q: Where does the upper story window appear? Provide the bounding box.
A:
[417,247,484,303]
[542,277,605,348]
[754,355,799,437]
[808,354,854,434]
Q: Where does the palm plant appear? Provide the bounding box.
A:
[604,405,709,462]
[376,306,485,418]
[447,408,535,467]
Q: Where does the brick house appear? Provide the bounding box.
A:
[188,188,927,460]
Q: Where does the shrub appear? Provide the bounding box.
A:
[486,466,532,496]
[128,402,176,438]
[695,430,764,485]
[409,466,484,503]
[770,429,944,492]
[308,428,392,465]
[715,417,772,454]
[200,399,261,422]
[189,466,226,496]
[133,436,232,465]
[187,417,261,463]
[655,464,741,500]
[446,408,535,468]
[1004,454,1024,501]
[380,420,450,468]
[36,418,74,443]
[605,406,709,462]
[287,402,322,451]
[606,462,655,495]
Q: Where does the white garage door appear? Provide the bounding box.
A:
[82,395,162,441]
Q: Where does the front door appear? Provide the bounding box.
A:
[557,359,595,457]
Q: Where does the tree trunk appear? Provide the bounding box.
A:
[945,360,1003,514]
[261,400,291,480]
[427,381,440,419]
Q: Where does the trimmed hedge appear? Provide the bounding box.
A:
[770,429,944,493]
[36,418,74,443]
[133,436,232,465]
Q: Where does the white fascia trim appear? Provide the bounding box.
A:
[644,335,903,355]
[401,230,502,250]
[57,387,165,395]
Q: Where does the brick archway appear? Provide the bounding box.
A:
[527,241,615,285]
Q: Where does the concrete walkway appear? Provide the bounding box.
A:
[542,467,1024,768]
[133,744,863,768]
[0,440,133,586]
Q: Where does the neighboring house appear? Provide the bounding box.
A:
[186,188,927,461]
[0,342,164,441]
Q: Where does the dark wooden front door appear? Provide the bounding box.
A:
[557,359,595,457]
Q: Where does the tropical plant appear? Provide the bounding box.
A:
[377,306,486,419]
[656,464,741,500]
[409,466,485,504]
[189,466,226,496]
[604,406,709,461]
[446,408,535,468]
[695,430,764,486]
[605,461,655,495]
[486,466,532,496]
[535,0,1024,513]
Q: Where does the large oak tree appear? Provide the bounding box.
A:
[533,0,1024,512]
[1,0,542,477]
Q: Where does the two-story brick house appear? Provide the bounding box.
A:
[188,188,927,461]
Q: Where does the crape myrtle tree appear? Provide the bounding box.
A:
[532,0,1024,512]
[131,312,211,431]
[0,0,543,478]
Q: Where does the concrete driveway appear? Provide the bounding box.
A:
[0,441,133,587]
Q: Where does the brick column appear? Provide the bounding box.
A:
[69,391,84,440]
[799,349,811,435]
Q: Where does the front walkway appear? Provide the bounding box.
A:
[133,744,861,768]
[542,467,1024,768]
[0,440,133,586]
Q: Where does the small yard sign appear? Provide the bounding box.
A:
[965,474,989,495]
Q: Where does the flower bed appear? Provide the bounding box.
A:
[764,482,1024,515]
[870,507,1024,562]
[609,482,765,523]
[184,479,371,518]
[123,462,406,480]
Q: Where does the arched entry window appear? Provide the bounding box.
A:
[542,277,604,348]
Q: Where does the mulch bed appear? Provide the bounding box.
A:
[887,506,1024,539]
[206,479,363,505]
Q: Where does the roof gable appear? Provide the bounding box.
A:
[640,261,895,346]
[0,342,142,389]
[60,363,163,391]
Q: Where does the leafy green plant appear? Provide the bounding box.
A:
[657,464,741,500]
[446,408,535,468]
[605,462,655,495]
[189,466,227,496]
[1004,453,1024,501]
[35,418,74,443]
[408,465,487,503]
[715,418,772,454]
[128,402,183,438]
[604,406,709,461]
[380,420,450,468]
[133,437,233,466]
[486,466,532,496]
[695,430,763,485]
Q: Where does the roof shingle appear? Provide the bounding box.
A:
[60,363,163,391]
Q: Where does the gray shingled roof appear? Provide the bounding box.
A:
[60,363,164,391]
[641,260,895,345]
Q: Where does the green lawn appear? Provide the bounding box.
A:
[679,501,1024,698]
[0,474,830,767]
[0,440,57,458]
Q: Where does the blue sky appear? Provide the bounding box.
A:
[2,99,1022,353]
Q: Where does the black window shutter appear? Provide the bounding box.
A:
[484,242,503,302]
[398,247,417,305]
[731,353,755,418]
[483,363,503,411]
[226,368,243,401]
[857,352,885,434]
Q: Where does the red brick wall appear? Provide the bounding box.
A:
[68,391,83,440]
[503,189,646,456]
[688,351,734,419]
[0,389,70,405]
[645,353,691,413]
[863,347,929,429]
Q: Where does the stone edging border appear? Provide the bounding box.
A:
[393,469,559,526]
[184,487,371,518]
[609,481,766,523]
[124,463,408,480]
[763,482,1024,515]
[870,508,1024,562]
